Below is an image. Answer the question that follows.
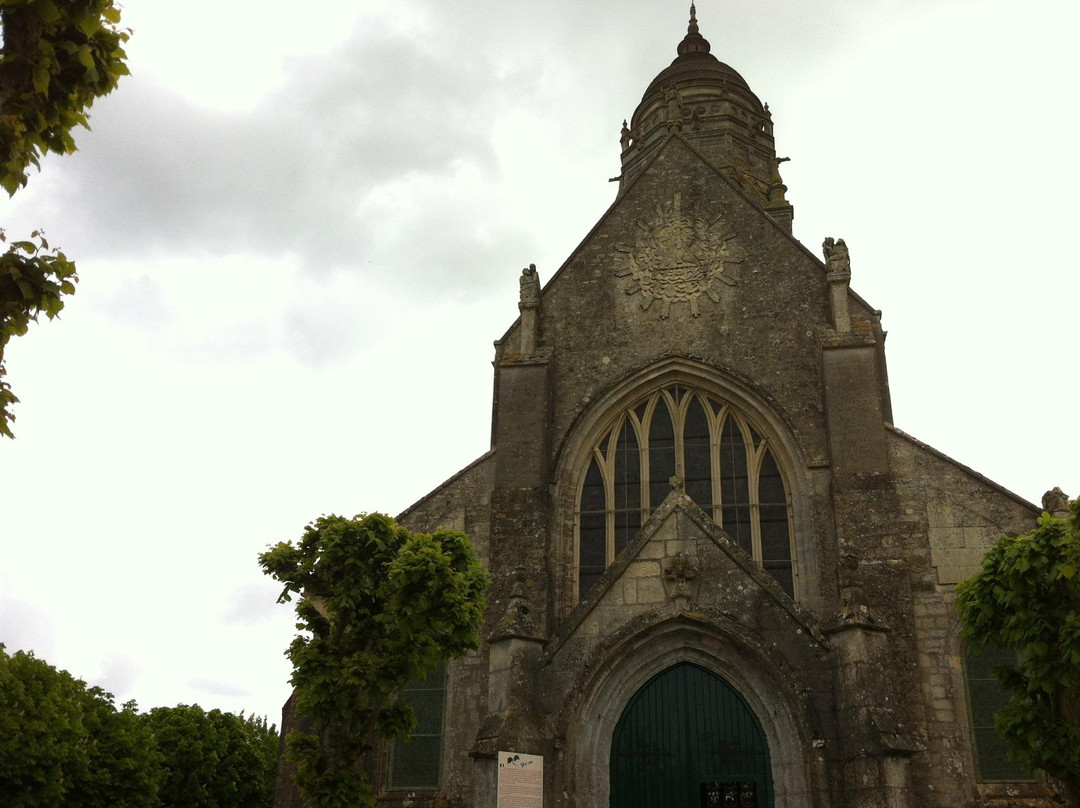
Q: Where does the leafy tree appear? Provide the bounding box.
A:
[0,644,160,808]
[140,704,279,808]
[76,693,163,808]
[260,513,488,808]
[957,498,1080,807]
[0,0,130,437]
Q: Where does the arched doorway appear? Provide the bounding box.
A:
[610,663,773,808]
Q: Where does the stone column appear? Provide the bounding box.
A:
[472,275,553,808]
[471,570,547,808]
[825,602,917,808]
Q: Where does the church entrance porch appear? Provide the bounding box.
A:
[610,663,773,808]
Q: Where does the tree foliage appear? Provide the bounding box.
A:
[0,644,160,808]
[142,705,279,808]
[0,0,130,437]
[260,513,488,808]
[957,498,1080,806]
[0,644,279,808]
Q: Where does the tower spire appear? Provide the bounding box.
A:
[677,3,711,57]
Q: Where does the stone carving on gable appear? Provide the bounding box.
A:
[822,237,851,277]
[615,193,742,318]
[519,263,540,309]
[1042,486,1070,517]
[662,550,700,608]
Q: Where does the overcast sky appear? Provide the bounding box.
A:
[1,0,1077,725]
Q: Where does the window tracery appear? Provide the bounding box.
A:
[576,382,795,600]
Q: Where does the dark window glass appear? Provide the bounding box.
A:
[579,459,607,598]
[614,420,642,554]
[579,512,607,569]
[580,456,606,512]
[964,645,1035,782]
[719,416,751,554]
[758,449,786,505]
[648,401,676,510]
[579,571,604,598]
[683,396,712,509]
[762,561,794,598]
[390,662,446,788]
[759,505,790,561]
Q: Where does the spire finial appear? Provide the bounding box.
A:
[677,3,711,57]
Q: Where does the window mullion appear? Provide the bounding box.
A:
[747,426,764,563]
[604,424,619,567]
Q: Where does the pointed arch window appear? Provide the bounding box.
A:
[575,383,795,601]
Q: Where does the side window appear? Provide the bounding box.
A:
[389,662,447,789]
[963,645,1035,782]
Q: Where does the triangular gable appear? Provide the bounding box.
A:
[498,131,878,346]
[546,485,827,662]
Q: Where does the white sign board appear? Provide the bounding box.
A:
[497,751,543,808]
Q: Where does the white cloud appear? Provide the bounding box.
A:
[1,0,1078,727]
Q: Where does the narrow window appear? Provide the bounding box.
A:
[389,662,447,788]
[757,448,793,597]
[683,396,712,510]
[648,400,676,511]
[578,458,607,598]
[963,645,1035,782]
[719,416,752,555]
[613,419,642,555]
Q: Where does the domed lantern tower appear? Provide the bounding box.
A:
[619,4,794,231]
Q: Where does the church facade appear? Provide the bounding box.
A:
[280,8,1057,808]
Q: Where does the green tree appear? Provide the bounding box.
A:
[259,513,488,808]
[957,497,1080,806]
[0,0,130,437]
[0,644,160,808]
[140,704,279,808]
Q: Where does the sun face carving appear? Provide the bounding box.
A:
[615,193,742,318]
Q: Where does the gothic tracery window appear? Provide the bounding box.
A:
[576,383,795,600]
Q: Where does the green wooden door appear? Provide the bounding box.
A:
[610,663,773,808]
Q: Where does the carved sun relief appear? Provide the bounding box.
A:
[616,193,742,318]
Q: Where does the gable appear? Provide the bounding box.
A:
[503,134,865,476]
[547,485,826,664]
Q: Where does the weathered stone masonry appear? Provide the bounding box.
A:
[276,7,1053,808]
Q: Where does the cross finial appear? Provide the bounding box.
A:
[689,3,699,34]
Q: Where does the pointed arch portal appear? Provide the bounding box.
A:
[610,663,773,808]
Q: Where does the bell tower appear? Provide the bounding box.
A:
[619,5,794,231]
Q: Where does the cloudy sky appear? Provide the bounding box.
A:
[1,0,1077,725]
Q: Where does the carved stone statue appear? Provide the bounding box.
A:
[822,237,851,275]
[620,120,632,152]
[519,263,540,309]
[664,85,682,127]
[1042,486,1070,516]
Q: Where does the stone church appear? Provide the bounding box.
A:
[280,7,1057,808]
